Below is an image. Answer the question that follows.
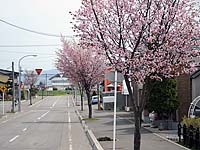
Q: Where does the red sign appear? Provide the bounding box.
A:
[35,69,42,75]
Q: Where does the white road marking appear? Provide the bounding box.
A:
[70,145,73,150]
[68,111,73,150]
[50,99,59,109]
[9,135,19,143]
[52,101,57,107]
[37,111,49,120]
[68,97,70,108]
[23,128,27,132]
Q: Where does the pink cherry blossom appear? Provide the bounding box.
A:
[72,0,200,149]
[56,39,106,118]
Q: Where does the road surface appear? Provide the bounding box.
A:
[0,95,91,150]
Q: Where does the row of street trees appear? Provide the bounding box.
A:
[57,0,200,149]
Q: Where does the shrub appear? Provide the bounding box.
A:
[182,116,200,128]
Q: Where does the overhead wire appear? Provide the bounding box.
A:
[0,18,75,38]
[0,50,55,56]
[0,44,61,47]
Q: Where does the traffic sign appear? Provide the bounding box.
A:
[35,69,42,75]
[0,85,7,92]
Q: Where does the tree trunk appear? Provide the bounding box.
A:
[134,109,142,150]
[86,91,92,118]
[124,75,151,150]
[80,91,84,111]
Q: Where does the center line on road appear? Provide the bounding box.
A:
[23,128,27,132]
[68,111,73,150]
[37,111,49,120]
[52,101,57,107]
[67,96,70,108]
[9,135,19,143]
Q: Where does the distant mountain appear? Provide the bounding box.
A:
[40,69,59,75]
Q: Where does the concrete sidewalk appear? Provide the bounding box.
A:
[0,96,45,120]
[76,103,189,150]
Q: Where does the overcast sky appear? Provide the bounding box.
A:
[0,0,81,71]
[0,0,200,72]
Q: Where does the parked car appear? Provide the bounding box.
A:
[91,96,98,104]
[91,95,103,104]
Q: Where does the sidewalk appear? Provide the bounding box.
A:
[0,96,45,120]
[76,103,189,150]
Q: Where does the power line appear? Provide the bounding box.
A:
[0,18,75,38]
[0,44,61,47]
[0,50,55,56]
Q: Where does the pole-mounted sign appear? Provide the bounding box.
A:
[0,85,7,115]
[35,69,42,75]
[0,85,7,93]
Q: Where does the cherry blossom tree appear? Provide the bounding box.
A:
[72,0,200,149]
[23,70,38,88]
[23,70,38,104]
[56,39,106,118]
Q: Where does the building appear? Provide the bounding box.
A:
[0,69,18,85]
[177,69,200,120]
[103,68,127,110]
[191,69,200,100]
[49,74,73,90]
[0,69,19,99]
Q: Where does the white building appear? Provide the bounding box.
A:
[49,74,73,90]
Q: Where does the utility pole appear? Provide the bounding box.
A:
[11,62,15,112]
[46,73,48,96]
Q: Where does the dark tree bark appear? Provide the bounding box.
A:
[134,109,142,150]
[86,90,92,118]
[80,91,84,111]
[124,75,151,150]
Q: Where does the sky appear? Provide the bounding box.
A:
[0,0,81,72]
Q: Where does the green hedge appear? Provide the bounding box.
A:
[182,116,200,128]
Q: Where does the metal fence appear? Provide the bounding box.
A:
[178,123,200,149]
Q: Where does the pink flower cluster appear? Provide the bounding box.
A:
[72,0,200,83]
[56,39,106,90]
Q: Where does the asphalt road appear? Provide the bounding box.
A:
[0,95,91,150]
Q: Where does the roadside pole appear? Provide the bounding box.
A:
[113,70,117,150]
[2,92,4,115]
[0,85,7,115]
[11,61,15,112]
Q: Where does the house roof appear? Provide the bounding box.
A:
[49,73,67,80]
[0,69,19,84]
[0,69,19,78]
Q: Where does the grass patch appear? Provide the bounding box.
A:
[82,118,99,121]
[37,90,67,96]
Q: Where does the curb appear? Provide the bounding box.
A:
[75,109,104,150]
[142,126,191,150]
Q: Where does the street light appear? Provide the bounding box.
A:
[18,54,37,112]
